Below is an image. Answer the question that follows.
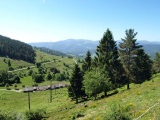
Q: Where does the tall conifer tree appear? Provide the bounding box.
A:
[132,49,152,83]
[68,64,85,103]
[119,29,142,89]
[94,29,122,89]
[82,50,92,72]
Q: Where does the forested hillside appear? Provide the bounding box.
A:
[0,35,35,63]
[34,47,68,57]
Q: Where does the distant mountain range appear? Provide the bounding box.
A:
[30,39,98,56]
[29,39,160,58]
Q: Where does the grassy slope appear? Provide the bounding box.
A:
[0,57,33,71]
[1,50,160,119]
[0,50,77,89]
[0,74,160,119]
[35,50,76,74]
[0,50,76,72]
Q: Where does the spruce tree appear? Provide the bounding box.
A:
[82,50,92,72]
[94,29,122,93]
[132,49,152,83]
[119,29,142,89]
[68,64,85,103]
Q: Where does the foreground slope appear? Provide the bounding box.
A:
[0,73,160,120]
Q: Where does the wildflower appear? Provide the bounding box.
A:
[137,91,141,95]
[129,102,133,106]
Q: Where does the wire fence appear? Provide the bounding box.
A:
[134,101,160,120]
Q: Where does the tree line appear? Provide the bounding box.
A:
[68,28,160,103]
[0,35,35,63]
[34,47,68,57]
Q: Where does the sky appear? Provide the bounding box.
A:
[0,0,160,43]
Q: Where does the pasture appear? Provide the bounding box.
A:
[0,73,160,119]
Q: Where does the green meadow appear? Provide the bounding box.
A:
[0,73,160,119]
[0,50,160,119]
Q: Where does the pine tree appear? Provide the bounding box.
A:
[68,64,85,103]
[94,29,122,92]
[82,50,92,72]
[119,29,142,89]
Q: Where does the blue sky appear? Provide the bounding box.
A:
[0,0,160,43]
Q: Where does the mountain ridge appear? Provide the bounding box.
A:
[29,39,160,57]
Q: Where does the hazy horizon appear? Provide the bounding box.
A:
[0,0,160,43]
[27,39,160,44]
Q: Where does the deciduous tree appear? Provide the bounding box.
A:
[153,52,160,73]
[83,68,111,99]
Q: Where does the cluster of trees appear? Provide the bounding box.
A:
[68,28,154,103]
[31,62,69,83]
[0,35,35,63]
[0,71,20,86]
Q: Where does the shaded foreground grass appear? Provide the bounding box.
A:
[0,73,160,120]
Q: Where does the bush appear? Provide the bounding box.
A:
[8,66,14,71]
[25,109,46,120]
[32,74,44,83]
[72,112,84,120]
[35,62,41,68]
[9,75,21,84]
[103,103,131,120]
[0,110,23,120]
[6,87,11,90]
[28,69,33,76]
[50,67,60,74]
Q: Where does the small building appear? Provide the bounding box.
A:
[23,87,34,92]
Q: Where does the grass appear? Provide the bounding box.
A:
[0,50,78,74]
[0,57,33,71]
[0,73,160,119]
[1,50,160,119]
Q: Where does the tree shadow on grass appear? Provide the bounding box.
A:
[97,90,119,100]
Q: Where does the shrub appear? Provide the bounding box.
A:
[28,69,33,76]
[103,103,131,120]
[35,62,41,68]
[25,109,46,120]
[50,67,60,74]
[72,111,84,120]
[0,110,23,120]
[32,74,44,83]
[22,85,25,88]
[9,75,21,84]
[9,66,14,71]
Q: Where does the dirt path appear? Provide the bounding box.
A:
[0,89,23,93]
